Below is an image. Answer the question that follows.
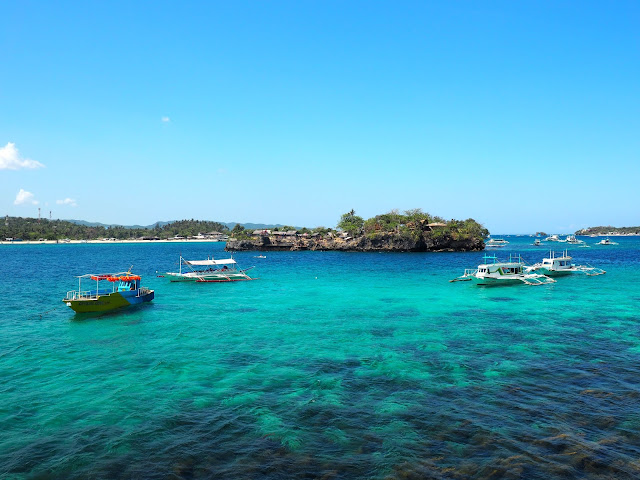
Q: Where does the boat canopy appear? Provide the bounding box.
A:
[77,271,131,279]
[90,274,112,281]
[185,259,237,266]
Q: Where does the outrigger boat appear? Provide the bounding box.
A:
[485,237,509,248]
[163,256,255,282]
[564,235,585,245]
[526,250,605,277]
[596,238,618,245]
[532,239,542,246]
[63,271,154,313]
[451,254,556,286]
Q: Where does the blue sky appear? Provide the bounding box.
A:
[1,1,638,234]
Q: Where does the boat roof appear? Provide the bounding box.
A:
[478,254,525,266]
[185,258,237,266]
[76,271,132,279]
[479,261,523,267]
[545,250,571,260]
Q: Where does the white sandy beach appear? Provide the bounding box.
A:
[0,239,226,246]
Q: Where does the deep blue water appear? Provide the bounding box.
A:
[1,237,640,479]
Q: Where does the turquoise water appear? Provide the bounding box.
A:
[1,238,639,478]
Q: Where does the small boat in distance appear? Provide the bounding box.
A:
[596,238,618,245]
[565,235,585,245]
[544,235,560,242]
[486,237,509,248]
[527,250,605,277]
[63,271,154,313]
[451,254,556,286]
[532,239,542,246]
[163,256,255,282]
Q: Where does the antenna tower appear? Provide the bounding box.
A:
[38,207,41,222]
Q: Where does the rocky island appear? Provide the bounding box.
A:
[226,209,487,252]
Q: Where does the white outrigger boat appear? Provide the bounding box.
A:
[451,254,556,286]
[162,256,255,282]
[526,250,605,277]
[485,237,509,248]
[544,234,560,242]
[596,238,618,246]
[564,235,585,245]
[532,239,542,246]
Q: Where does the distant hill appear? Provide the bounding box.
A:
[65,219,290,230]
[65,219,174,229]
[224,222,292,230]
[576,225,640,235]
[2,217,232,241]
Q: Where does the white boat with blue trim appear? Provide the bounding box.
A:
[162,256,255,282]
[485,237,509,248]
[527,250,605,277]
[565,235,585,245]
[596,238,618,246]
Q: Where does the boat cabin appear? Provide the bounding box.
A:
[476,254,526,276]
[478,263,523,275]
[540,251,573,269]
[542,257,571,268]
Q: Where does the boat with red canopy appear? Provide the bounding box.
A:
[63,270,154,313]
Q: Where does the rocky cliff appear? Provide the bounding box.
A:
[226,231,484,252]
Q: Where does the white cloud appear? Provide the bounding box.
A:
[14,189,39,205]
[161,116,170,123]
[56,198,78,207]
[0,143,45,170]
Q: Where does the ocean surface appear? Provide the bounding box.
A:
[1,237,639,479]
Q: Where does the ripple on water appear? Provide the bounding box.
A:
[487,296,519,302]
[385,307,420,319]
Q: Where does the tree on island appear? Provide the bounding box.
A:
[231,224,245,235]
[337,209,365,236]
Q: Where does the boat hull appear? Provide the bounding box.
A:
[64,290,154,313]
[468,273,555,286]
[469,276,526,286]
[164,272,195,282]
[533,268,573,277]
[165,271,251,282]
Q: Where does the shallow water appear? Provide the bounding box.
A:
[1,237,639,479]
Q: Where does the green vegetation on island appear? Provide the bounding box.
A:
[338,208,487,240]
[0,217,230,241]
[576,226,640,236]
[230,209,487,240]
[2,209,489,250]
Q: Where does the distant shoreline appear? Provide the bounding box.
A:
[0,239,226,246]
[2,233,639,247]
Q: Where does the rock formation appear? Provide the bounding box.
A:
[226,230,484,252]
